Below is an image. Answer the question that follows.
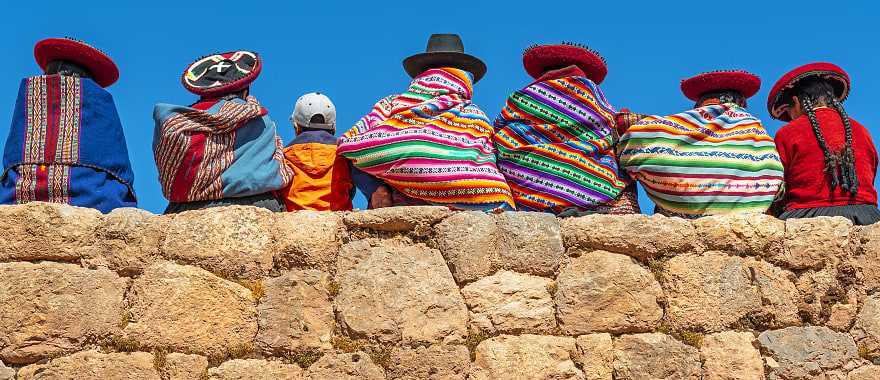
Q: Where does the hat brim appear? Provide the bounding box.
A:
[181,51,263,97]
[680,71,761,102]
[767,62,850,122]
[523,45,607,84]
[34,38,119,88]
[403,52,486,83]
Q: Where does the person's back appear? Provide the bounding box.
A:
[278,93,352,211]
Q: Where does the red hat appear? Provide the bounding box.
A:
[766,62,850,122]
[34,38,119,88]
[680,70,761,102]
[182,51,262,97]
[523,42,608,84]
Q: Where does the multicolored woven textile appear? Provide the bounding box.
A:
[493,75,626,212]
[618,104,784,216]
[153,96,291,203]
[338,68,514,210]
[1,75,136,213]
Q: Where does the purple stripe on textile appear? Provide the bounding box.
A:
[499,160,610,205]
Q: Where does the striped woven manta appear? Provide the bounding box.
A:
[337,68,514,210]
[493,75,626,212]
[618,103,784,216]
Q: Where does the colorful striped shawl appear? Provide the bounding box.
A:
[493,75,626,212]
[338,68,514,210]
[618,103,784,216]
[153,96,292,203]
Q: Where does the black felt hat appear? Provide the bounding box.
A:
[402,34,487,83]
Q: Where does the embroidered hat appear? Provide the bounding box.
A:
[680,70,761,102]
[34,38,119,88]
[766,62,850,122]
[523,42,607,84]
[403,34,487,83]
[292,92,336,132]
[182,51,262,96]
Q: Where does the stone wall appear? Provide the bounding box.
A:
[1,202,880,379]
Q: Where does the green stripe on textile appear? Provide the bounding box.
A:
[351,140,494,167]
[510,95,601,140]
[624,156,784,172]
[497,147,617,197]
[623,137,780,154]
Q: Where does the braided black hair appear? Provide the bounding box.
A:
[790,77,858,195]
[696,90,747,109]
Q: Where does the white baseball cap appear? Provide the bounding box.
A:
[291,92,336,131]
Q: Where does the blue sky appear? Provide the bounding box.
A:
[2,1,877,214]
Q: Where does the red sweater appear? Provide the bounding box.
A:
[775,107,878,210]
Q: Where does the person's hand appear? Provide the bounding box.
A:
[370,185,393,209]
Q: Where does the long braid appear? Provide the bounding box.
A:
[831,94,859,194]
[800,95,841,190]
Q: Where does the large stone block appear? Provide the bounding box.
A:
[387,345,471,380]
[555,251,663,335]
[272,211,344,274]
[257,269,334,353]
[0,202,101,262]
[304,351,386,379]
[693,213,785,256]
[851,294,880,360]
[848,365,880,380]
[854,224,880,292]
[494,212,565,277]
[336,243,467,344]
[0,262,126,364]
[575,333,613,380]
[561,214,699,261]
[0,360,13,380]
[471,335,584,380]
[165,353,209,380]
[700,331,764,380]
[435,211,500,284]
[779,217,853,270]
[124,262,257,356]
[612,333,701,380]
[663,252,800,332]
[208,359,302,379]
[759,326,862,380]
[342,206,451,232]
[17,351,160,380]
[160,206,275,279]
[461,270,556,334]
[81,208,167,275]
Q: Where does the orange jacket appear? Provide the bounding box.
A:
[277,131,352,211]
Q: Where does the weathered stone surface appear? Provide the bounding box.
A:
[693,213,785,256]
[852,294,880,360]
[82,208,167,275]
[575,333,613,380]
[161,206,275,279]
[124,262,257,356]
[0,360,13,380]
[612,333,701,380]
[0,262,126,364]
[336,243,467,344]
[305,351,385,379]
[854,224,880,292]
[561,214,699,261]
[257,269,333,353]
[780,217,853,270]
[471,335,584,380]
[848,365,880,380]
[343,205,451,232]
[435,211,500,284]
[388,345,470,380]
[165,353,209,380]
[495,212,564,277]
[461,270,556,334]
[208,359,302,380]
[17,350,160,380]
[759,326,861,380]
[273,211,343,274]
[0,202,101,262]
[663,252,800,332]
[555,251,663,335]
[336,237,412,276]
[700,331,764,380]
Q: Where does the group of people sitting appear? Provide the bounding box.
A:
[2,35,877,225]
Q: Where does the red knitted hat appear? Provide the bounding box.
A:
[766,62,850,122]
[34,38,119,88]
[523,43,607,84]
[680,70,761,102]
[182,51,262,96]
